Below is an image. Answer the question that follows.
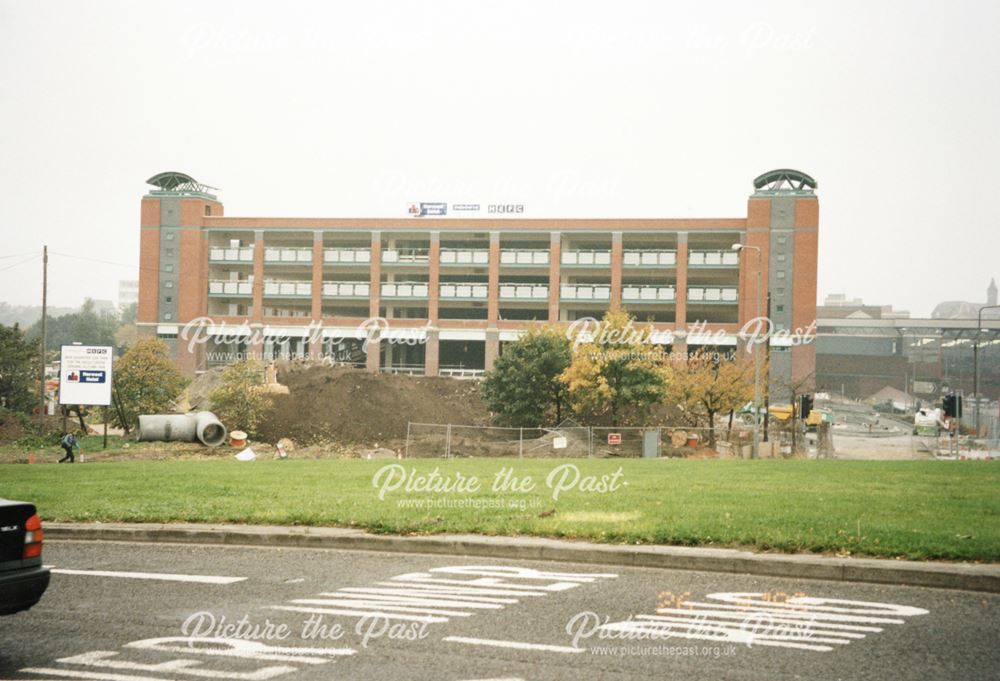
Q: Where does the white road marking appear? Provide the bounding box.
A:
[289,598,476,617]
[310,593,506,609]
[444,636,584,654]
[646,611,883,633]
[341,587,519,604]
[270,605,449,623]
[430,566,619,582]
[56,651,294,680]
[21,669,179,681]
[376,581,548,597]
[598,621,838,652]
[677,601,904,623]
[49,568,245,585]
[273,564,619,627]
[390,574,577,592]
[600,592,930,654]
[604,618,857,646]
[125,637,355,664]
[706,593,930,617]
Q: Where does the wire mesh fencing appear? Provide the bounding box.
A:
[907,411,1000,459]
[402,421,831,459]
[404,422,592,458]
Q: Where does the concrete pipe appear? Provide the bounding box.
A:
[137,412,228,447]
[194,411,227,447]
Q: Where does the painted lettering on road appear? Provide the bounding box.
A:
[592,592,929,653]
[20,638,355,681]
[270,564,618,627]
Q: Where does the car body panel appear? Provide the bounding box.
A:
[0,499,50,615]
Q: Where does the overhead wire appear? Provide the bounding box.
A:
[0,254,40,273]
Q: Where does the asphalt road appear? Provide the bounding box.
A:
[1,540,997,680]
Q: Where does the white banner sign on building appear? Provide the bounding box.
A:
[59,345,114,406]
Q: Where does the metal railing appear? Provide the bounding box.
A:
[263,280,312,297]
[383,364,426,376]
[322,281,371,297]
[324,248,371,264]
[439,367,486,379]
[264,247,313,264]
[622,285,676,302]
[208,280,253,296]
[499,284,549,300]
[440,282,489,299]
[441,248,490,265]
[381,282,429,297]
[687,287,738,302]
[500,249,550,265]
[688,250,739,266]
[209,246,254,262]
[382,248,430,264]
[623,250,676,266]
[560,284,611,300]
[562,249,612,266]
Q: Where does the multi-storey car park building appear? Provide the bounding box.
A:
[137,169,819,398]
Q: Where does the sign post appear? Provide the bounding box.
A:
[58,345,114,450]
[59,345,114,407]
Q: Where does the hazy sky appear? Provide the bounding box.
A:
[1,1,998,316]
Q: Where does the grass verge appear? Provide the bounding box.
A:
[2,458,997,562]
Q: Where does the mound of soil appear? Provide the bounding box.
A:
[178,366,225,412]
[258,364,489,445]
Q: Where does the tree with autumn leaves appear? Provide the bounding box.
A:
[104,337,188,431]
[661,349,756,448]
[560,310,665,427]
[485,310,758,443]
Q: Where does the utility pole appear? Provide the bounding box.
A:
[732,243,762,459]
[37,245,48,428]
[763,291,772,443]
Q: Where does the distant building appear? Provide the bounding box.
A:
[118,280,139,310]
[89,299,117,315]
[817,293,910,320]
[932,279,1000,320]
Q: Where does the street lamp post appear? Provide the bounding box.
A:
[973,305,1000,436]
[733,243,762,459]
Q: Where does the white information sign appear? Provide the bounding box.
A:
[59,345,114,406]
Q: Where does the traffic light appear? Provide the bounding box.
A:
[943,394,963,418]
[799,394,813,419]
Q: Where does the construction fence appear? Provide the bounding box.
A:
[403,420,834,459]
[910,410,1000,459]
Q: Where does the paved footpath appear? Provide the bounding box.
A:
[1,540,997,680]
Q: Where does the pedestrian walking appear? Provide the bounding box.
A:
[58,432,79,463]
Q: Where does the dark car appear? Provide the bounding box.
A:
[0,499,50,615]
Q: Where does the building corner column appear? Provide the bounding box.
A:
[369,231,382,321]
[675,232,688,331]
[548,232,561,322]
[610,232,623,311]
[252,230,264,323]
[487,231,500,324]
[425,327,440,377]
[365,335,380,373]
[485,328,500,371]
[428,231,440,324]
[311,231,323,322]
